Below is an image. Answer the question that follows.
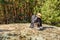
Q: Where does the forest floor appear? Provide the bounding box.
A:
[0,23,60,40]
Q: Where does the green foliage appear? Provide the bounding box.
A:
[0,0,60,26]
[41,0,60,26]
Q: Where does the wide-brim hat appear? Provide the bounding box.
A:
[36,13,42,18]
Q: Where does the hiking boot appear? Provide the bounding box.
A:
[39,27,44,30]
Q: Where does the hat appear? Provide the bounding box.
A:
[36,13,42,18]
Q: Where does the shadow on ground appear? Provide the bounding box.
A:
[42,26,54,30]
[0,29,12,32]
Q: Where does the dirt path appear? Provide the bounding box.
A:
[0,23,60,40]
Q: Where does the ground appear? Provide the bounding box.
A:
[0,23,60,40]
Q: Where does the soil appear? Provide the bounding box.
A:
[0,23,60,40]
